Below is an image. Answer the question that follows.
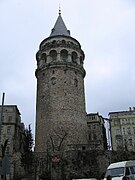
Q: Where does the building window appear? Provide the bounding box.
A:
[123,128,125,135]
[62,40,66,44]
[82,146,86,150]
[127,127,131,134]
[49,50,57,61]
[89,134,91,140]
[8,116,12,122]
[71,51,77,63]
[114,120,119,125]
[93,125,96,129]
[1,116,4,122]
[7,126,11,135]
[126,119,130,124]
[133,127,135,134]
[116,129,121,135]
[128,139,132,146]
[121,119,125,125]
[116,139,122,147]
[60,49,68,61]
[41,53,47,63]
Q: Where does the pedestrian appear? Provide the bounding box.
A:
[122,177,129,180]
[106,175,112,180]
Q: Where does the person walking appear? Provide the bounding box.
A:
[122,176,129,180]
[106,175,112,180]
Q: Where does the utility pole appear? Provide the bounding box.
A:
[0,93,5,143]
[0,93,5,179]
[104,118,111,150]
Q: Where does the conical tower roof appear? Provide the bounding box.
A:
[50,11,70,37]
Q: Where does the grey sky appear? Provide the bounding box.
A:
[0,0,135,136]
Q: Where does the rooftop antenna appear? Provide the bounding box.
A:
[0,92,5,143]
[59,3,61,15]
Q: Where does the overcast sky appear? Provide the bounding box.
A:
[0,0,135,136]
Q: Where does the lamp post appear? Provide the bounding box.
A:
[0,93,5,141]
[0,93,5,179]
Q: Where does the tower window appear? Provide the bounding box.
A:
[41,53,47,63]
[49,50,57,61]
[7,126,11,135]
[51,77,56,85]
[1,116,4,122]
[74,79,78,87]
[62,40,66,44]
[8,116,12,122]
[72,51,77,63]
[52,40,56,44]
[60,49,68,61]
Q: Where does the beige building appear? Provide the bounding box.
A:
[109,107,135,151]
[87,113,106,150]
[0,105,25,179]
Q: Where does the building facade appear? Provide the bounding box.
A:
[109,107,135,151]
[0,105,25,179]
[35,11,89,153]
[87,113,106,150]
[0,105,24,154]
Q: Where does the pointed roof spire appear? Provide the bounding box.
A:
[50,7,70,37]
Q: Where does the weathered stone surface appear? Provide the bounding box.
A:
[35,34,88,152]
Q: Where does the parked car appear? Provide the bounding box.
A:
[104,160,135,180]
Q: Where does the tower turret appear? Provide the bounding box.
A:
[35,12,88,152]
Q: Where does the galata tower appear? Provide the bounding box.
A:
[35,11,88,153]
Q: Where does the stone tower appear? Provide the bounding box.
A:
[35,11,88,153]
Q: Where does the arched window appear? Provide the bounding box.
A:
[41,53,47,63]
[60,49,68,61]
[49,50,57,61]
[52,40,56,44]
[62,40,66,44]
[72,51,77,63]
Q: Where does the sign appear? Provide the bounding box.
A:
[52,155,60,163]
